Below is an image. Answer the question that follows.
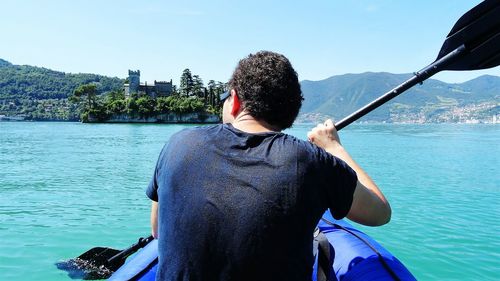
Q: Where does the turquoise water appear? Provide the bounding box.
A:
[0,122,499,280]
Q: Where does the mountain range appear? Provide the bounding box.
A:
[300,72,499,123]
[1,58,498,123]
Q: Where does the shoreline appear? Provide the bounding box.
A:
[2,119,499,125]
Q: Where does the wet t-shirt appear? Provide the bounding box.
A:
[146,123,357,281]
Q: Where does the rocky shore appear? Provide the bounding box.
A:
[86,112,221,124]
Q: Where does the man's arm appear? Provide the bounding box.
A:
[151,201,159,238]
[307,119,391,226]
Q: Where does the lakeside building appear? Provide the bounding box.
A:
[124,70,173,98]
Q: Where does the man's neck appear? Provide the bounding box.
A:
[231,111,280,134]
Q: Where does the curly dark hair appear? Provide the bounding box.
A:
[228,51,303,130]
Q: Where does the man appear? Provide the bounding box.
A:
[146,51,391,281]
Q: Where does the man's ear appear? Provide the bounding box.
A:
[230,89,241,116]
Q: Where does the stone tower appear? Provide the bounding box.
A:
[128,70,140,93]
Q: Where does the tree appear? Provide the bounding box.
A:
[106,99,126,115]
[171,85,178,95]
[136,96,155,117]
[207,80,217,107]
[155,97,171,113]
[179,69,193,97]
[192,75,204,98]
[106,89,125,102]
[68,83,100,121]
[126,95,139,115]
[189,97,205,112]
[72,83,97,111]
[215,82,226,105]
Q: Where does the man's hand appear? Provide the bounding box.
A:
[307,119,341,151]
[307,119,391,226]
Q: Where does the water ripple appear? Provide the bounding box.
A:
[1,122,499,280]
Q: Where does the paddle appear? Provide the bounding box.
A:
[335,0,500,130]
[56,235,154,280]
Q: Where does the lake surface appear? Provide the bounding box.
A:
[0,122,499,280]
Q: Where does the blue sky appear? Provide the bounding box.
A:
[1,0,498,85]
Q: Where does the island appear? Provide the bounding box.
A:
[71,69,225,123]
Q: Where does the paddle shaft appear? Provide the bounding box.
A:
[107,235,154,265]
[334,44,467,131]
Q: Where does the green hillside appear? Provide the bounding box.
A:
[0,59,124,121]
[0,59,123,100]
[300,72,500,123]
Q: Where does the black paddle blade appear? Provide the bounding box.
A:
[334,0,500,130]
[77,246,122,262]
[437,0,500,70]
[55,236,154,280]
[55,247,122,280]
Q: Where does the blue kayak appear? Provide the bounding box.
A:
[109,211,416,280]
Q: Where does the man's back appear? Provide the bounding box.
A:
[147,123,357,281]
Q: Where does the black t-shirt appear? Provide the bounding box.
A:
[146,123,357,281]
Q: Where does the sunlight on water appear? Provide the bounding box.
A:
[0,122,499,280]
